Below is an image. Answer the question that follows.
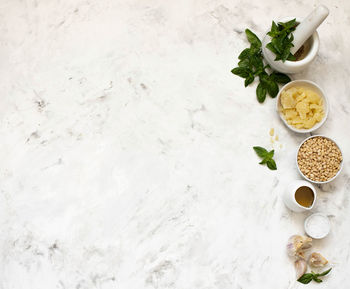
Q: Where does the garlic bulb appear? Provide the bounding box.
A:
[309,252,328,267]
[295,259,307,279]
[287,235,312,259]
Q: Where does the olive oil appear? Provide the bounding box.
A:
[295,186,314,207]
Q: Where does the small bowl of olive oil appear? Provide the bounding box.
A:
[283,180,316,212]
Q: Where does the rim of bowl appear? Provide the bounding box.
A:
[263,17,319,67]
[296,135,344,184]
[276,80,329,133]
[304,213,330,239]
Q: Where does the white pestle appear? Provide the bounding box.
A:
[290,5,329,55]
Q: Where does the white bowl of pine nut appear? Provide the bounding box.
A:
[296,135,343,184]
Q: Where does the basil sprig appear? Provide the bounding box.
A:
[298,268,332,284]
[266,19,298,62]
[253,146,277,170]
[231,29,291,103]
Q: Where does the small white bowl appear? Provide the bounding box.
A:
[276,80,329,133]
[304,213,330,239]
[282,180,317,213]
[296,135,344,184]
[262,17,319,74]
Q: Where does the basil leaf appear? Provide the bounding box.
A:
[267,80,279,98]
[256,83,266,103]
[231,67,250,78]
[289,33,295,44]
[267,19,297,63]
[267,21,279,37]
[298,273,314,284]
[317,268,332,277]
[278,18,297,30]
[313,277,323,283]
[253,146,268,158]
[281,47,291,62]
[244,75,254,87]
[266,150,274,159]
[270,72,291,84]
[259,73,274,92]
[266,159,277,170]
[281,38,294,62]
[238,58,251,69]
[232,27,288,103]
[253,147,277,170]
[257,68,278,98]
[266,42,278,55]
[251,54,263,71]
[259,151,274,165]
[258,72,268,83]
[238,48,251,60]
[271,37,283,54]
[245,29,261,48]
[254,68,264,76]
[298,268,332,284]
[287,53,296,61]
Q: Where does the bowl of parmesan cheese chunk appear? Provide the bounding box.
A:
[276,80,329,133]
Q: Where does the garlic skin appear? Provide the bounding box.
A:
[309,252,328,267]
[287,235,313,259]
[295,259,307,279]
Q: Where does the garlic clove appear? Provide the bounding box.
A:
[309,252,328,267]
[287,235,313,258]
[296,250,306,260]
[295,259,307,279]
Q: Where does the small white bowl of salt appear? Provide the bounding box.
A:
[304,213,330,239]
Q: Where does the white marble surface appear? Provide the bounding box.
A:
[1,0,350,288]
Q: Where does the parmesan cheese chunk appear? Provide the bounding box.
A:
[280,86,324,129]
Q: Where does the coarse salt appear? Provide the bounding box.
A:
[304,213,330,239]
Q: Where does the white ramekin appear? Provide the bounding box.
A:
[282,180,317,213]
[304,213,330,239]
